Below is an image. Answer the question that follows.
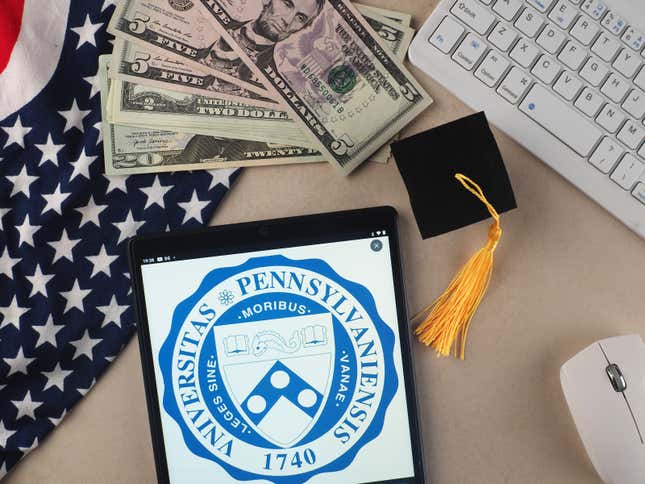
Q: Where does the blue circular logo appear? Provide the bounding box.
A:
[159,255,397,482]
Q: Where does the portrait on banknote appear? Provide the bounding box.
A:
[204,0,324,80]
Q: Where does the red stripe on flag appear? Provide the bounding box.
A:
[0,0,25,74]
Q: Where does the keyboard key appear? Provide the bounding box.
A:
[558,41,587,70]
[639,142,645,160]
[613,48,642,78]
[429,16,465,53]
[497,66,533,103]
[570,14,600,45]
[622,89,645,119]
[632,182,645,204]
[581,0,608,20]
[537,24,566,54]
[480,0,494,4]
[601,11,626,36]
[617,119,645,149]
[493,0,523,21]
[589,137,623,172]
[553,71,583,100]
[515,7,543,38]
[548,1,578,30]
[634,67,645,91]
[611,154,644,189]
[600,73,630,103]
[526,0,555,13]
[520,83,603,156]
[510,38,540,67]
[622,27,645,52]
[591,32,622,61]
[575,87,605,116]
[596,103,626,132]
[452,33,487,70]
[580,56,609,86]
[475,50,510,86]
[451,0,496,35]
[488,22,518,51]
[532,55,561,83]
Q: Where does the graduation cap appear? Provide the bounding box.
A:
[391,112,517,359]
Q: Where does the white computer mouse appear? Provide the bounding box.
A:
[560,334,645,484]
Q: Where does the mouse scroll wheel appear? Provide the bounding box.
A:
[606,363,627,392]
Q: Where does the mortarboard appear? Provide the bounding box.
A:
[392,111,517,239]
[391,112,517,359]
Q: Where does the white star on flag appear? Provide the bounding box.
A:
[59,280,91,314]
[1,116,31,149]
[26,265,55,298]
[4,347,36,378]
[82,72,100,99]
[69,148,97,181]
[0,248,20,278]
[41,183,71,215]
[97,296,128,328]
[76,379,95,397]
[75,194,108,228]
[48,228,81,264]
[34,134,64,166]
[209,169,235,190]
[179,191,210,224]
[113,211,144,245]
[15,214,41,247]
[48,409,67,427]
[6,165,38,198]
[103,174,128,194]
[58,99,91,133]
[32,316,65,348]
[69,330,101,361]
[140,176,173,210]
[0,420,14,448]
[11,391,43,420]
[0,297,29,330]
[86,245,118,278]
[42,363,73,392]
[92,122,103,145]
[71,14,103,49]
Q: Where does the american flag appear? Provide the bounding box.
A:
[0,1,239,477]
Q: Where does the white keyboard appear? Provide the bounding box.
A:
[409,0,645,239]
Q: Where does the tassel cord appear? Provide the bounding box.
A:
[413,173,503,359]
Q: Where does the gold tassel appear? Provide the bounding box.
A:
[413,173,502,359]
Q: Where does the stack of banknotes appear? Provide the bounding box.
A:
[102,0,432,175]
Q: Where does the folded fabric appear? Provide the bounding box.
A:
[0,1,239,477]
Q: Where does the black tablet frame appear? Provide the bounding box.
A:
[128,206,426,484]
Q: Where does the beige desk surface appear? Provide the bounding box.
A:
[5,1,645,483]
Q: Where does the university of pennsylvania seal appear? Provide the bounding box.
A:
[159,255,397,482]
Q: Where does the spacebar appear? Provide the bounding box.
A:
[519,84,603,157]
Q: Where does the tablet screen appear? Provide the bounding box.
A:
[138,232,417,483]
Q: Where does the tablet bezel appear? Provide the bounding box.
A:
[129,206,426,484]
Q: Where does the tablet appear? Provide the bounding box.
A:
[129,207,425,484]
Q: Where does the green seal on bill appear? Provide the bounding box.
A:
[327,65,357,94]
